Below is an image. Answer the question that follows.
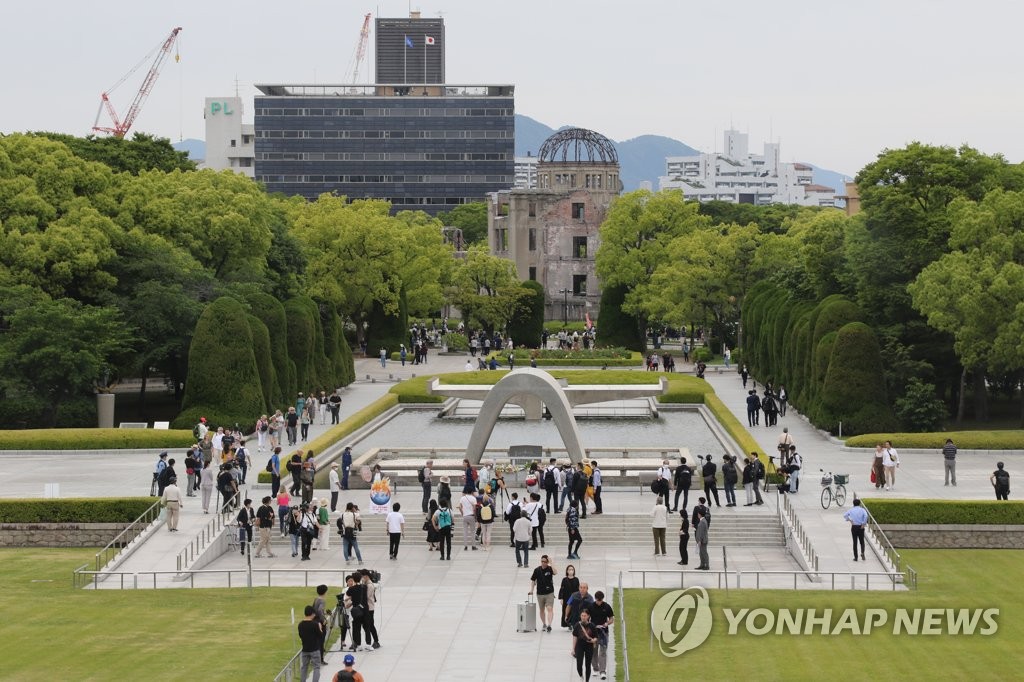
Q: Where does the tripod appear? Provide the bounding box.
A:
[763,457,778,493]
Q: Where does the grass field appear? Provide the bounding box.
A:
[618,549,1022,681]
[0,548,332,680]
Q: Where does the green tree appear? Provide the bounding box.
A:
[34,132,195,174]
[449,245,524,333]
[0,289,133,426]
[177,297,264,428]
[435,202,488,245]
[817,322,898,436]
[506,280,545,348]
[596,189,708,349]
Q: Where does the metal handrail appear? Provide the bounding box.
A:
[861,503,917,589]
[92,499,163,573]
[617,571,629,682]
[75,567,356,589]
[272,603,345,682]
[176,492,241,572]
[778,493,819,572]
[627,568,910,591]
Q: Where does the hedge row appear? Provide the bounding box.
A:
[0,498,155,523]
[741,283,896,436]
[704,393,768,462]
[513,348,634,360]
[0,429,193,451]
[862,499,1024,525]
[847,431,1024,450]
[387,370,710,403]
[256,393,400,484]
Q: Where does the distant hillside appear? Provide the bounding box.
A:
[178,118,850,193]
[173,138,205,161]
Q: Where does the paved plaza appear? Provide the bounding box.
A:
[2,351,1017,681]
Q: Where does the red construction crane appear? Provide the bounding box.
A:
[93,27,182,138]
[348,13,371,84]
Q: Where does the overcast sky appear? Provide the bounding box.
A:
[3,0,1020,176]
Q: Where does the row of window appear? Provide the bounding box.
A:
[255,107,512,117]
[538,173,619,190]
[257,175,511,184]
[257,129,512,140]
[257,152,508,162]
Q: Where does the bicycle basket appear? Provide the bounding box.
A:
[820,475,833,486]
[834,474,849,485]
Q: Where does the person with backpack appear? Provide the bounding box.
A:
[462,458,477,494]
[475,492,495,550]
[255,414,269,452]
[992,462,1011,500]
[504,492,522,547]
[558,465,573,513]
[722,454,738,507]
[523,492,543,550]
[234,440,249,484]
[432,498,454,560]
[152,452,168,496]
[419,459,433,515]
[298,502,318,561]
[193,417,208,444]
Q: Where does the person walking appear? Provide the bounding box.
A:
[883,441,900,490]
[677,509,690,566]
[695,508,710,570]
[432,499,454,561]
[843,498,868,561]
[254,496,276,558]
[566,499,583,559]
[476,491,496,550]
[701,455,721,507]
[161,476,183,531]
[297,605,322,682]
[589,591,615,681]
[558,565,580,629]
[651,497,668,556]
[386,502,405,560]
[513,512,532,567]
[529,555,558,632]
[872,443,885,490]
[655,459,673,508]
[942,438,957,487]
[992,462,1011,500]
[339,502,364,565]
[236,498,255,555]
[571,609,598,682]
[334,654,364,682]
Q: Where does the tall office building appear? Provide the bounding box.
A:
[254,84,514,214]
[376,11,445,84]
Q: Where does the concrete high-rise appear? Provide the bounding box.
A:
[376,12,445,84]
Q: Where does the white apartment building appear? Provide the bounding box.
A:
[202,96,255,178]
[514,154,538,189]
[658,129,835,207]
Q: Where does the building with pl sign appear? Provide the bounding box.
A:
[202,96,254,178]
[659,129,836,206]
[489,128,622,322]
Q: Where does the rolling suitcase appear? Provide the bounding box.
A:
[517,593,537,633]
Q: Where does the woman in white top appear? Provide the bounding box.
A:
[882,441,900,490]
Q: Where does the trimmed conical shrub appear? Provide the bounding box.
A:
[507,280,545,348]
[817,322,898,435]
[175,297,265,429]
[247,313,276,412]
[366,288,408,358]
[245,292,291,402]
[596,283,645,351]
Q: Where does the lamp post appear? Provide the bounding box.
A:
[559,288,570,325]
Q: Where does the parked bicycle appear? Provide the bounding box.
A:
[819,470,848,509]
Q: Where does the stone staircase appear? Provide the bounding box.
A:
[264,509,785,549]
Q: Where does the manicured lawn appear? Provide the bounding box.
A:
[0,548,327,680]
[618,549,1022,681]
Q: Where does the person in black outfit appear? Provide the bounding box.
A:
[572,609,598,681]
[288,453,303,496]
[677,510,690,565]
[236,498,254,555]
[543,458,559,513]
[672,458,692,512]
[740,365,749,388]
[217,464,236,513]
[157,458,177,497]
[701,455,721,507]
[558,565,580,629]
[746,390,761,427]
[344,573,368,651]
[297,605,322,682]
[572,465,589,519]
[691,497,710,530]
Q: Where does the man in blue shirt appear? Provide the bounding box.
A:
[341,446,353,490]
[843,498,869,561]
